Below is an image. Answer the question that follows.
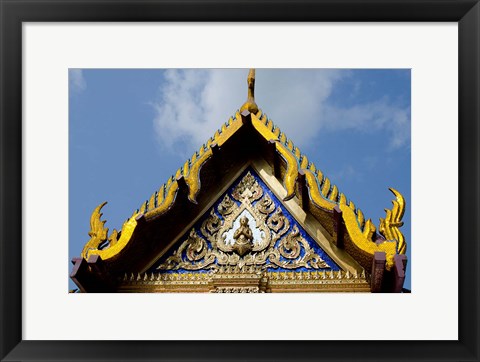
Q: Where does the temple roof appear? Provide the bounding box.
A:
[73,69,407,293]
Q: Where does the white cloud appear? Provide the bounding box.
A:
[330,164,359,183]
[152,69,245,154]
[255,69,345,145]
[152,69,410,154]
[69,69,86,93]
[323,98,411,150]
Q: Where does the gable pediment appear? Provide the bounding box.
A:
[150,168,341,274]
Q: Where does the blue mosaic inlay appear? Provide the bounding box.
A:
[151,168,340,273]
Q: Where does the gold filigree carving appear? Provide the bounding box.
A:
[256,193,275,215]
[270,225,330,269]
[201,210,222,241]
[266,207,290,235]
[231,171,263,202]
[156,172,331,272]
[159,229,215,271]
[218,194,236,217]
[217,200,270,254]
[279,225,303,259]
[232,216,254,256]
[185,230,208,262]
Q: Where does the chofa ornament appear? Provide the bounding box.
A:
[157,171,331,272]
[379,188,407,254]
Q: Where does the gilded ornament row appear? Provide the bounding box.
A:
[121,269,368,285]
[211,287,261,293]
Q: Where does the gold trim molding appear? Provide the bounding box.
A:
[119,269,370,293]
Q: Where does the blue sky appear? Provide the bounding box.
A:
[69,69,411,291]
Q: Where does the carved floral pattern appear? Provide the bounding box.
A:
[256,193,275,215]
[217,194,235,217]
[231,172,263,203]
[157,172,332,272]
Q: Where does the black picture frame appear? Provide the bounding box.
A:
[1,1,479,361]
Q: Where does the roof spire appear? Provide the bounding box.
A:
[240,68,259,114]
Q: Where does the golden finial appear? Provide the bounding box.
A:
[240,68,259,114]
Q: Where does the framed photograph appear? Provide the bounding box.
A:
[68,67,412,296]
[1,1,479,361]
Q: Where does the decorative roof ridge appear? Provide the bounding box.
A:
[83,108,405,269]
[136,109,358,219]
[138,110,350,214]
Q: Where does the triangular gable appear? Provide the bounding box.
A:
[149,168,341,274]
